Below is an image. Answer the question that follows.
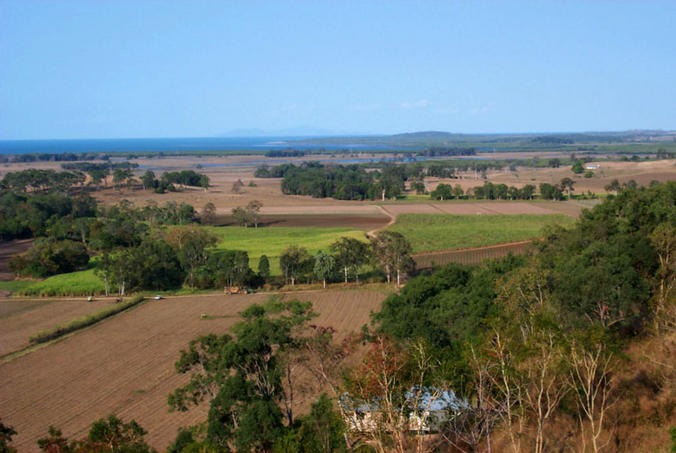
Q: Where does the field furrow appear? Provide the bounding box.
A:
[0,290,385,452]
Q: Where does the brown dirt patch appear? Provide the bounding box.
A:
[0,289,385,452]
[217,214,389,230]
[0,298,118,357]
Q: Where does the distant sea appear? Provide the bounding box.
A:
[0,136,397,155]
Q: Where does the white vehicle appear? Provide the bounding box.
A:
[154,295,163,300]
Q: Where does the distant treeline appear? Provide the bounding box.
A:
[61,162,138,172]
[264,150,306,158]
[256,162,406,200]
[0,152,109,163]
[417,146,476,157]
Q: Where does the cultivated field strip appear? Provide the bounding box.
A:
[0,290,385,452]
[0,299,117,357]
[414,240,535,268]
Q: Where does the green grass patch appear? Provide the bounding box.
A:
[0,280,36,294]
[29,294,145,344]
[388,213,574,253]
[203,226,367,275]
[17,268,106,297]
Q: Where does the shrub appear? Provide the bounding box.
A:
[9,239,89,278]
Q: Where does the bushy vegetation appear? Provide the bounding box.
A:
[0,191,96,241]
[9,239,89,278]
[255,162,406,200]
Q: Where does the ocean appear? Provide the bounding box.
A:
[0,136,397,155]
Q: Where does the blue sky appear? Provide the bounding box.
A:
[1,0,674,139]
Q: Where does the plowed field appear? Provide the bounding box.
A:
[0,290,386,452]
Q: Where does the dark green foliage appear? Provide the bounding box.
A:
[536,181,676,333]
[0,419,17,453]
[166,428,195,453]
[280,245,312,285]
[539,182,565,200]
[330,236,370,283]
[37,414,154,452]
[273,394,347,453]
[198,249,256,289]
[1,169,86,193]
[258,254,271,279]
[572,160,585,174]
[9,239,89,278]
[0,191,96,241]
[169,298,317,450]
[257,162,405,200]
[473,181,536,200]
[430,183,453,200]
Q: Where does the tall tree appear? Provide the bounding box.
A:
[169,298,317,451]
[330,237,369,283]
[166,226,218,288]
[201,202,217,225]
[370,231,414,285]
[314,251,335,288]
[246,200,263,228]
[279,246,311,286]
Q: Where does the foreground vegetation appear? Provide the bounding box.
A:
[388,213,574,253]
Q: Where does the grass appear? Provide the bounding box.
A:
[388,213,575,253]
[16,268,106,297]
[29,294,145,344]
[203,226,368,274]
[0,280,36,294]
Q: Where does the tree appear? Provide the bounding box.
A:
[314,251,335,288]
[199,174,210,192]
[560,177,576,199]
[231,179,245,194]
[37,414,153,453]
[231,206,250,227]
[201,202,217,225]
[343,335,442,453]
[280,246,311,286]
[650,223,676,332]
[166,226,218,288]
[572,161,585,174]
[169,298,317,451]
[258,254,270,280]
[430,183,453,200]
[452,184,464,199]
[370,231,415,285]
[604,179,620,194]
[246,200,263,228]
[0,419,17,453]
[330,237,370,283]
[567,333,616,453]
[141,170,155,191]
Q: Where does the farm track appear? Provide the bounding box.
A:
[0,290,385,452]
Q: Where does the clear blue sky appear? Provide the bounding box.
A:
[1,0,675,139]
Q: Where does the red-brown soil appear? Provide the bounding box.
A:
[0,298,119,357]
[0,290,386,452]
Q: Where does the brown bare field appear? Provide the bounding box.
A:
[0,289,386,452]
[0,298,119,357]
